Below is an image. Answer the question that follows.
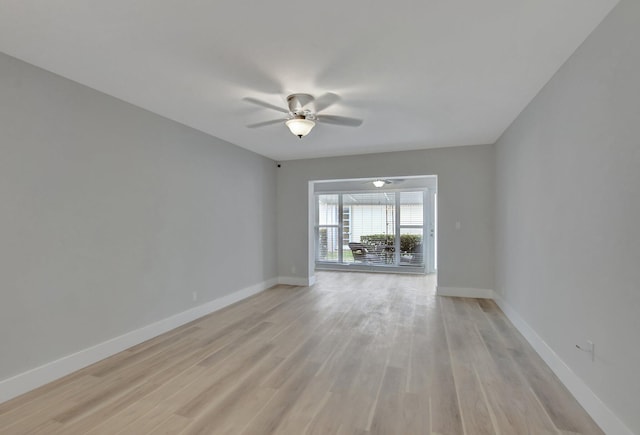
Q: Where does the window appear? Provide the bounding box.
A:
[317,194,339,262]
[315,190,425,269]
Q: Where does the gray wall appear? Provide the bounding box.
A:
[276,145,494,291]
[494,0,640,432]
[0,52,277,380]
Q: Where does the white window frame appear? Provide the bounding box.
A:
[315,188,427,273]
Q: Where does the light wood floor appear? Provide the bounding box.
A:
[0,272,603,434]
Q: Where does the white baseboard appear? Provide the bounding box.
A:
[0,278,278,405]
[493,295,633,435]
[278,275,315,287]
[437,286,495,299]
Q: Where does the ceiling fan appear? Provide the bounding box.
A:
[370,179,404,187]
[244,93,363,138]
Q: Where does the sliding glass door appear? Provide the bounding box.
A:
[315,190,427,271]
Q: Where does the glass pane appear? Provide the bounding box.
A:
[317,226,340,262]
[343,192,395,246]
[342,192,395,265]
[342,206,350,245]
[316,190,427,268]
[400,191,423,225]
[399,228,424,266]
[318,194,339,225]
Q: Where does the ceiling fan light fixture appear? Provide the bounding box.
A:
[285,116,315,138]
[372,179,386,188]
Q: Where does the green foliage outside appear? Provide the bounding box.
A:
[360,234,422,253]
[319,228,328,258]
[318,228,422,262]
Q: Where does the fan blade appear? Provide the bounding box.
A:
[318,115,363,127]
[243,97,289,114]
[246,119,284,128]
[313,92,340,112]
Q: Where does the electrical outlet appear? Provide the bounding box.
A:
[192,291,197,302]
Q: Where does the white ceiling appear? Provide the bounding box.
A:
[0,0,618,161]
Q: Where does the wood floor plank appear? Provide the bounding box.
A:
[175,343,275,419]
[267,380,331,434]
[463,299,559,435]
[304,392,346,435]
[240,360,321,434]
[0,375,100,431]
[0,273,604,435]
[440,296,495,435]
[369,366,408,435]
[178,356,284,435]
[428,297,465,434]
[349,357,394,431]
[82,367,209,435]
[401,392,430,434]
[478,299,603,435]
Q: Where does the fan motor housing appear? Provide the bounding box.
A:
[287,93,314,114]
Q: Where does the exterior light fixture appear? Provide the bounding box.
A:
[372,179,386,188]
[285,116,315,138]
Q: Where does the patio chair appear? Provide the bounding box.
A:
[348,242,383,263]
[400,243,424,265]
[410,243,424,265]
